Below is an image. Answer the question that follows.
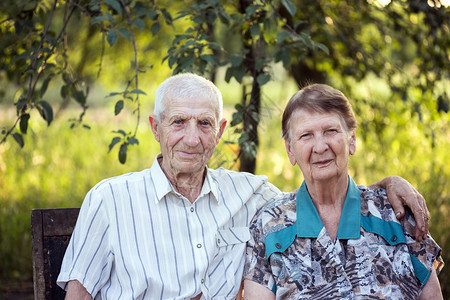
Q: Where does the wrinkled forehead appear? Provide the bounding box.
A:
[162,95,220,119]
[290,108,348,131]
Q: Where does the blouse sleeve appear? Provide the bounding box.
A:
[244,209,276,293]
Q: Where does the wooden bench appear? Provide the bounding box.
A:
[31,208,80,300]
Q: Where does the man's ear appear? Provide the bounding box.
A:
[149,114,160,143]
[215,119,227,144]
[349,130,356,155]
[284,139,297,166]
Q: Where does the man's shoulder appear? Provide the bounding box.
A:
[208,167,269,184]
[92,168,151,192]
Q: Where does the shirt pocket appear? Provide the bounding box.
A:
[206,227,250,298]
[216,227,251,247]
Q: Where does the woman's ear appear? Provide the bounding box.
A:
[285,139,297,166]
[349,130,356,155]
[149,114,160,143]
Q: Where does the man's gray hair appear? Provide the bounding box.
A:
[154,73,223,123]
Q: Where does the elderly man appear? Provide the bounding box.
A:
[57,73,429,299]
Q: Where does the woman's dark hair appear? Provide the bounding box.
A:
[281,84,357,141]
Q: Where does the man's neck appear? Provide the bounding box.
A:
[158,157,206,203]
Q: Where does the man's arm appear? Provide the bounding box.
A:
[418,268,443,300]
[243,279,275,300]
[65,280,92,300]
[370,176,429,241]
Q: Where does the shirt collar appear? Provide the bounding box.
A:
[296,175,361,239]
[149,154,220,204]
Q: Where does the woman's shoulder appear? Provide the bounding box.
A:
[359,185,399,223]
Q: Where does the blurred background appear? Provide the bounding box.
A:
[0,0,449,298]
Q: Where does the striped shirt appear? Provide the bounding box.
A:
[57,155,281,299]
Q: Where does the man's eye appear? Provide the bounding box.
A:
[200,120,211,126]
[300,133,310,139]
[173,119,183,125]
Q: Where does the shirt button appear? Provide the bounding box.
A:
[275,243,282,249]
[391,235,397,242]
[190,207,194,212]
[201,279,204,284]
[197,243,202,248]
[217,238,221,244]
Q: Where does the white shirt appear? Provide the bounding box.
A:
[57,155,281,299]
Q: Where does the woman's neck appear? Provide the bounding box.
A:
[306,175,349,240]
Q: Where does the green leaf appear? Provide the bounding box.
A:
[118,28,131,39]
[276,30,292,43]
[20,113,30,134]
[12,133,24,148]
[161,8,173,25]
[113,129,127,136]
[105,0,122,15]
[147,11,158,21]
[281,0,296,16]
[119,143,128,164]
[230,55,243,67]
[129,89,147,95]
[37,100,53,126]
[132,18,145,30]
[106,92,122,97]
[107,29,118,46]
[231,110,243,126]
[128,136,139,146]
[72,90,86,105]
[257,73,271,86]
[201,54,216,66]
[108,137,121,152]
[151,22,161,36]
[114,100,124,115]
[316,43,329,55]
[91,16,109,24]
[250,24,260,37]
[40,76,52,97]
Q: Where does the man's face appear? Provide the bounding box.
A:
[150,95,226,179]
[284,109,355,184]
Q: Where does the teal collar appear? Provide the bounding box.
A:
[296,175,361,239]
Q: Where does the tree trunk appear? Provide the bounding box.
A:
[238,0,261,174]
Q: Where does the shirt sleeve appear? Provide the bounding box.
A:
[57,186,113,297]
[244,209,276,293]
[253,180,282,211]
[401,207,444,280]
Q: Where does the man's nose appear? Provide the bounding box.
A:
[183,122,200,146]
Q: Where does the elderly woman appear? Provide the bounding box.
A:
[244,84,444,299]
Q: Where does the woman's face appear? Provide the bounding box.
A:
[285,109,356,184]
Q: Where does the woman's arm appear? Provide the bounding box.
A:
[244,279,276,300]
[370,176,429,241]
[418,268,443,300]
